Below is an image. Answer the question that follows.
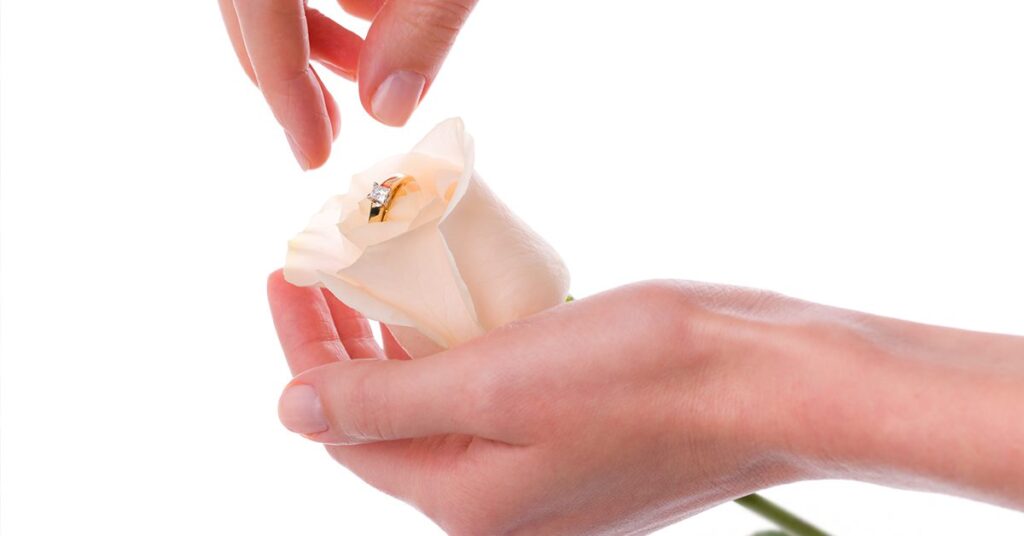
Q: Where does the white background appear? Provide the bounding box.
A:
[2,0,1023,534]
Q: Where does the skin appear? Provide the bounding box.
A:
[267,270,1024,535]
[219,0,477,169]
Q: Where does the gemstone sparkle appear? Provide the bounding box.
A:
[368,183,391,205]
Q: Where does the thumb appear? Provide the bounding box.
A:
[278,352,500,444]
[358,0,477,126]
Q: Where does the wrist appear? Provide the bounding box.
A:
[656,284,847,490]
[702,300,863,485]
[653,282,1024,507]
[770,309,1024,507]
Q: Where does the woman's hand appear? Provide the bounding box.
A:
[219,0,477,170]
[267,271,1024,534]
[267,273,817,534]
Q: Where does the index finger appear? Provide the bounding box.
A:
[233,0,333,169]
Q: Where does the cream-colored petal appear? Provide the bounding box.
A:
[411,117,470,168]
[408,197,447,229]
[284,196,363,285]
[410,118,476,219]
[339,198,415,250]
[351,152,460,201]
[317,272,420,332]
[286,117,569,356]
[440,173,571,331]
[338,222,484,348]
[335,148,464,250]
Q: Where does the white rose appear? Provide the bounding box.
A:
[284,118,570,356]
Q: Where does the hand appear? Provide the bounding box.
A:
[267,272,811,533]
[220,0,477,170]
[267,272,1024,534]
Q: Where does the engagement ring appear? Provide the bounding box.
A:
[367,174,414,223]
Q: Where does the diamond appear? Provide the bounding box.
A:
[367,182,391,205]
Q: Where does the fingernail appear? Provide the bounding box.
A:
[285,132,310,170]
[370,70,426,127]
[279,384,328,434]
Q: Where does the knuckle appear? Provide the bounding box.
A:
[661,279,788,315]
[398,0,474,45]
[622,280,697,328]
[630,278,792,326]
[417,0,474,31]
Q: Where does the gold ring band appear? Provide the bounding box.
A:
[367,174,415,223]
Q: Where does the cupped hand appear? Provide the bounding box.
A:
[267,271,829,534]
[220,0,477,169]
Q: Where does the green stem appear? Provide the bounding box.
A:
[735,493,830,536]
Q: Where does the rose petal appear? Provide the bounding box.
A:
[339,197,415,250]
[284,196,362,284]
[411,117,571,331]
[336,222,484,347]
[411,118,476,220]
[285,117,569,354]
[337,153,460,250]
[441,174,571,331]
[411,117,471,168]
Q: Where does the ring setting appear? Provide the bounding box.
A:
[367,174,415,223]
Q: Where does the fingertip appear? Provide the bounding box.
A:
[318,62,357,82]
[289,126,332,171]
[262,68,333,171]
[330,105,342,142]
[367,70,426,127]
[279,383,329,435]
[356,0,475,125]
[306,150,330,171]
[337,0,385,21]
[286,132,312,170]
[267,269,291,300]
